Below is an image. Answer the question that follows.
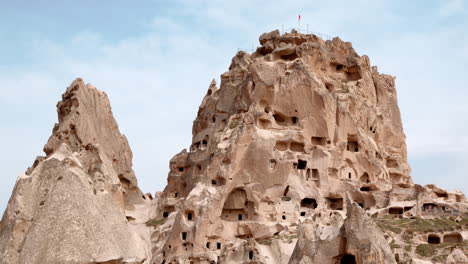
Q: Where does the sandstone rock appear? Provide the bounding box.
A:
[446,248,468,264]
[1,30,468,264]
[148,30,467,264]
[0,79,151,264]
[289,197,396,264]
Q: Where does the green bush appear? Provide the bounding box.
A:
[145,218,166,227]
[415,244,435,257]
[404,245,412,252]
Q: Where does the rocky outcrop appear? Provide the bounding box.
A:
[148,30,468,264]
[446,249,468,264]
[289,197,396,264]
[0,79,152,264]
[1,30,467,264]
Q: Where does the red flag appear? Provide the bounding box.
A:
[298,14,301,21]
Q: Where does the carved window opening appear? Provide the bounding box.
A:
[301,198,318,209]
[290,141,305,152]
[423,203,438,212]
[163,205,175,218]
[297,159,307,170]
[325,83,335,92]
[186,211,194,221]
[360,173,370,183]
[389,207,403,215]
[269,159,277,170]
[346,135,359,152]
[311,136,327,146]
[443,233,463,243]
[291,116,298,124]
[428,234,440,244]
[275,141,288,151]
[326,197,343,210]
[340,254,356,264]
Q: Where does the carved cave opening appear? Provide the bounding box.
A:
[428,234,440,244]
[221,188,254,221]
[338,254,356,264]
[301,198,318,209]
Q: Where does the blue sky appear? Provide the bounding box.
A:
[0,0,467,213]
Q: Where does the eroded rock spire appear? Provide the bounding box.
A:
[0,79,151,264]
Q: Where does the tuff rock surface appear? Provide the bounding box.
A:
[149,30,468,264]
[0,79,152,264]
[1,30,468,264]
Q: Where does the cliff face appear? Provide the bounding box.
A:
[0,79,152,264]
[151,29,408,262]
[1,30,467,264]
[149,30,467,264]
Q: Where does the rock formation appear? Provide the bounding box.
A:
[148,30,468,264]
[1,30,467,264]
[0,79,152,264]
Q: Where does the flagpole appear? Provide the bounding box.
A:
[298,14,300,30]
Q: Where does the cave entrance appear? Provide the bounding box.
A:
[297,159,307,170]
[443,233,463,243]
[340,254,356,264]
[326,197,343,210]
[162,205,175,218]
[388,207,403,215]
[221,188,254,221]
[423,203,438,212]
[311,136,327,146]
[428,234,441,244]
[301,198,318,209]
[346,135,359,152]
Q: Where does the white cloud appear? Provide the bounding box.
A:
[439,0,466,17]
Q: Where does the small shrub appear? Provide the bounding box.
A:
[229,119,241,129]
[145,218,166,227]
[415,244,435,257]
[404,245,412,252]
[390,243,401,249]
[257,239,272,246]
